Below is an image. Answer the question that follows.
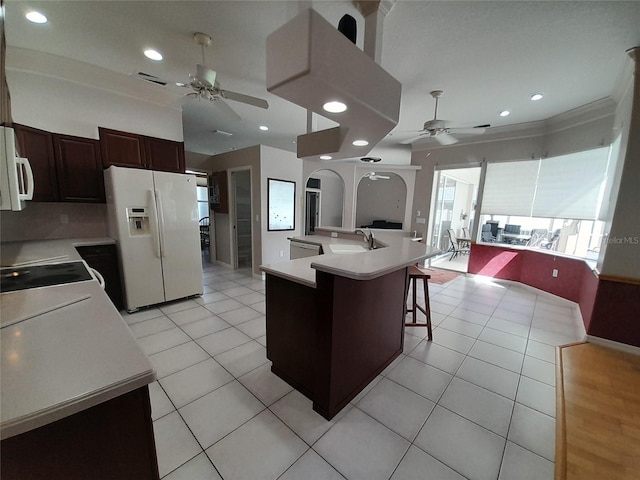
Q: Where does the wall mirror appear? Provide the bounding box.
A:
[355,172,406,229]
[305,169,344,234]
[268,178,296,231]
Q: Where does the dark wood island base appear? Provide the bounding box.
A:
[266,267,408,420]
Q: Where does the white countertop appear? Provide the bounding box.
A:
[0,238,155,440]
[261,230,441,287]
[1,237,115,267]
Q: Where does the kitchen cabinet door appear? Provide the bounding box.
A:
[209,171,229,213]
[76,244,125,311]
[145,136,185,173]
[99,127,147,169]
[13,124,59,202]
[54,135,105,203]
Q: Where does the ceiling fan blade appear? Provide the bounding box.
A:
[435,132,458,145]
[448,127,486,135]
[400,133,427,145]
[195,64,216,88]
[220,89,269,109]
[210,97,242,122]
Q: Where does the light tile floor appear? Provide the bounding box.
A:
[121,263,586,480]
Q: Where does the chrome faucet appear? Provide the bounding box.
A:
[355,228,376,250]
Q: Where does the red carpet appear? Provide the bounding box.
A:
[422,268,461,285]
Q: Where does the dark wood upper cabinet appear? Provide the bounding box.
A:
[99,127,185,174]
[209,171,229,213]
[54,135,104,203]
[99,127,147,169]
[13,124,59,202]
[144,136,185,173]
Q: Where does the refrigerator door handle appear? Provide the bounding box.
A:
[148,189,162,258]
[155,189,167,258]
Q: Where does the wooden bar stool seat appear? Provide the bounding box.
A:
[405,265,433,341]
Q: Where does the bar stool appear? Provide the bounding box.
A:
[405,265,433,341]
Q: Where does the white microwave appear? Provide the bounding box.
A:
[0,126,34,211]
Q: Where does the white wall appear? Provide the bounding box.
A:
[7,49,183,141]
[260,145,304,265]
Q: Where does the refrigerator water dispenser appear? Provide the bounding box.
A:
[127,207,150,236]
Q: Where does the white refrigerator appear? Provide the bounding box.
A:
[104,166,203,312]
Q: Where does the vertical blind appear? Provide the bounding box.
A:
[481,146,611,220]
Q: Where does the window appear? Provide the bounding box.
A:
[479,145,613,259]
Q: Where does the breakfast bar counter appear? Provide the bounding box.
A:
[260,230,439,419]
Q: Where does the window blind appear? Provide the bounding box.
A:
[481,160,539,216]
[531,147,609,220]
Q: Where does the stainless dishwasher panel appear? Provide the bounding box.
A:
[290,241,321,259]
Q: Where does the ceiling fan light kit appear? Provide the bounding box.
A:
[179,32,268,114]
[402,89,488,146]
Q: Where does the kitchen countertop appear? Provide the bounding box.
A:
[261,229,440,287]
[0,238,155,440]
[0,237,115,267]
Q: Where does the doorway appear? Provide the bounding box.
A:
[305,190,320,235]
[231,169,252,270]
[428,166,480,272]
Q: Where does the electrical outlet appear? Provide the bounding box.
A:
[552,269,558,278]
[279,250,284,258]
[331,232,338,238]
[416,217,426,224]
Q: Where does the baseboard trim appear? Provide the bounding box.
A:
[586,335,640,356]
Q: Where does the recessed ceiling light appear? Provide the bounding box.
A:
[530,93,544,101]
[26,11,48,24]
[144,49,163,61]
[259,125,269,131]
[323,101,347,113]
[320,155,332,160]
[499,110,510,117]
[352,139,369,146]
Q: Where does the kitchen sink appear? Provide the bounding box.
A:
[326,244,369,254]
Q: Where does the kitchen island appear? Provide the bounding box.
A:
[261,229,439,420]
[0,239,158,480]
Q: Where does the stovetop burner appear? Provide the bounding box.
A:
[1,261,94,293]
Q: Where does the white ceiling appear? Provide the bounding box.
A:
[5,1,640,164]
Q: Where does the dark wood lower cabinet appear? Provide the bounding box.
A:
[0,386,159,480]
[76,244,125,311]
[266,267,407,419]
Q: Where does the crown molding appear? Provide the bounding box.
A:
[545,97,615,134]
[411,97,616,153]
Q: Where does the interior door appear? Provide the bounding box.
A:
[152,171,203,302]
[232,170,252,270]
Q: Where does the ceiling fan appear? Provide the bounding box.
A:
[178,32,269,112]
[364,172,390,180]
[401,90,488,145]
